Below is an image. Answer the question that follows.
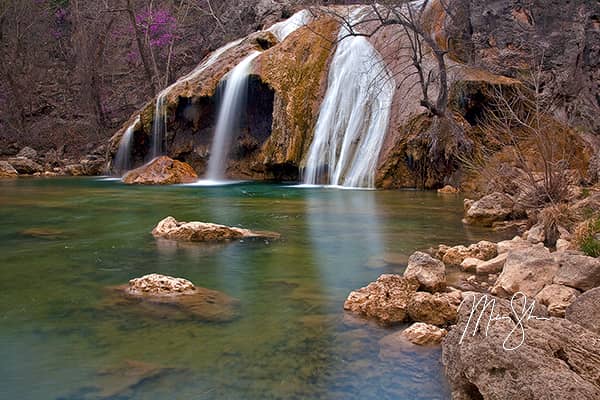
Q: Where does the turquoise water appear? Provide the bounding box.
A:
[0,178,496,399]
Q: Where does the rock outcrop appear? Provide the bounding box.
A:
[151,216,280,242]
[403,251,446,292]
[343,274,419,325]
[122,156,198,185]
[111,273,239,322]
[442,293,600,400]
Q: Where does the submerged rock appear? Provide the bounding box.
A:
[403,323,447,346]
[92,360,174,399]
[404,251,446,292]
[0,161,18,177]
[112,273,240,322]
[152,216,280,242]
[437,185,459,194]
[343,274,419,325]
[122,156,198,185]
[463,192,514,226]
[442,294,600,400]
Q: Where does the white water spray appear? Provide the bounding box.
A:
[267,10,312,42]
[205,51,261,180]
[113,116,140,176]
[302,9,395,188]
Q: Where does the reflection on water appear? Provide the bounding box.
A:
[0,178,502,400]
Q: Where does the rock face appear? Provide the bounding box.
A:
[407,292,459,326]
[491,246,559,297]
[442,293,600,400]
[463,192,514,226]
[553,251,600,292]
[113,273,239,322]
[0,161,18,177]
[403,251,446,292]
[152,216,280,242]
[566,287,600,335]
[403,323,448,345]
[343,274,419,325]
[534,284,580,318]
[122,156,198,184]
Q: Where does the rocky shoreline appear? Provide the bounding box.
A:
[343,190,600,399]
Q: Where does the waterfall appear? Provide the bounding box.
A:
[205,51,261,181]
[113,116,140,176]
[302,9,395,188]
[267,10,311,42]
[150,38,244,158]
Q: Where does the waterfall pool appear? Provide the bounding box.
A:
[0,178,501,399]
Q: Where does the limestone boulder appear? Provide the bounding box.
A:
[553,251,600,292]
[403,323,447,345]
[0,161,18,177]
[112,273,240,322]
[442,294,600,400]
[534,284,580,317]
[16,146,38,160]
[7,157,43,174]
[463,192,514,226]
[404,251,446,292]
[152,216,280,242]
[437,185,459,194]
[442,241,498,267]
[566,287,600,335]
[476,253,508,275]
[497,236,534,254]
[343,274,419,325]
[122,156,198,185]
[460,257,483,272]
[407,291,459,326]
[491,246,559,297]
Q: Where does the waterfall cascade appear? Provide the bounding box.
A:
[205,51,262,181]
[113,116,140,176]
[150,38,244,158]
[267,10,311,42]
[302,9,395,188]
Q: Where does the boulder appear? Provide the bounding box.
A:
[64,163,86,176]
[407,291,459,326]
[7,157,43,174]
[16,146,38,160]
[461,257,483,272]
[343,274,419,325]
[404,251,446,292]
[556,238,571,252]
[122,156,198,185]
[534,284,580,317]
[491,246,559,297]
[463,192,514,226]
[475,252,508,275]
[112,273,239,322]
[497,236,534,254]
[442,241,498,267]
[0,161,18,177]
[152,216,280,242]
[525,223,546,244]
[378,324,447,359]
[442,294,600,400]
[553,251,600,292]
[566,287,600,335]
[437,185,459,194]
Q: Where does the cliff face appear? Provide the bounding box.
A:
[106,1,598,187]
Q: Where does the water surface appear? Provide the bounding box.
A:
[0,178,497,399]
